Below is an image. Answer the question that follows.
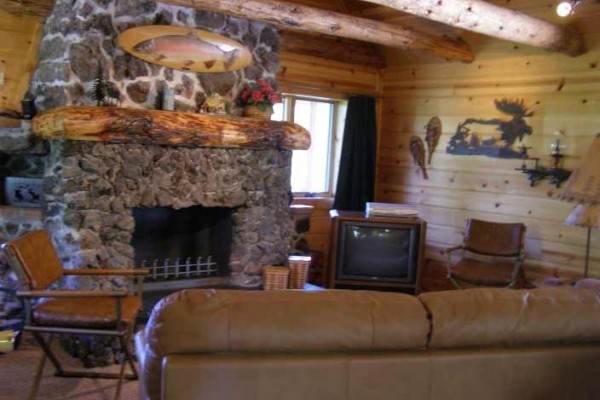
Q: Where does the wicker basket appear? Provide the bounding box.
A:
[288,255,312,289]
[262,266,290,290]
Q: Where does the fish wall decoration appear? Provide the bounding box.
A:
[119,25,252,73]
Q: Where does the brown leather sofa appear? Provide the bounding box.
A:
[135,285,600,400]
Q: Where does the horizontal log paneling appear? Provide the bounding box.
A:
[278,53,381,96]
[0,9,42,111]
[378,21,600,278]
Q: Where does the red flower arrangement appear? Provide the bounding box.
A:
[240,79,282,111]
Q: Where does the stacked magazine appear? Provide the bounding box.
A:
[365,202,419,217]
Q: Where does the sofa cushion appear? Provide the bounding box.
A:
[140,289,430,400]
[419,287,600,349]
[146,289,429,353]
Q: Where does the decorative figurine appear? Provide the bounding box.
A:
[91,70,122,107]
[200,94,228,115]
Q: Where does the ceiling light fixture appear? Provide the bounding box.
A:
[556,1,582,17]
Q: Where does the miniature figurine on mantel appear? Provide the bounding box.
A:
[91,70,121,107]
[200,94,228,115]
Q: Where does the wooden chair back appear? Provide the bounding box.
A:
[2,230,64,290]
[463,219,526,257]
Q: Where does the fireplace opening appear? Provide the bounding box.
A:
[132,205,234,315]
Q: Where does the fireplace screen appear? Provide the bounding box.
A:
[131,205,233,283]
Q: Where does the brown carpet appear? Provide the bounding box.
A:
[0,335,140,400]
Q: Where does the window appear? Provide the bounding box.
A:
[272,95,347,195]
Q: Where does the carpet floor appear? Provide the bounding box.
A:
[0,334,140,400]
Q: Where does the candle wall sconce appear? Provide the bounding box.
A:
[515,133,572,188]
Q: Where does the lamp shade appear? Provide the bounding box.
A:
[558,133,600,205]
[565,204,600,228]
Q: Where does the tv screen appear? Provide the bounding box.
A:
[336,221,419,284]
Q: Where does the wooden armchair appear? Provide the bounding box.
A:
[1,229,148,400]
[446,218,526,289]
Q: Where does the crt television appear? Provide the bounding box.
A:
[328,210,426,293]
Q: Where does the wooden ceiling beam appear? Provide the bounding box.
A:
[280,31,386,69]
[0,0,53,18]
[159,0,475,63]
[359,0,586,56]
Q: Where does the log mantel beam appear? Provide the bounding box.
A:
[31,107,311,150]
[361,0,586,56]
[159,0,475,63]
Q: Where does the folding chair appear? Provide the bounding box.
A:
[2,229,148,400]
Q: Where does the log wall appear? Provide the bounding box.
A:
[277,52,382,98]
[377,8,600,283]
[0,9,42,113]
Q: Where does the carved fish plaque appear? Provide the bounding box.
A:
[119,25,252,73]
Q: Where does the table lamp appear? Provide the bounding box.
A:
[558,133,600,278]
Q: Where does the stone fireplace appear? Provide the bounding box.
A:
[0,0,310,295]
[43,140,294,290]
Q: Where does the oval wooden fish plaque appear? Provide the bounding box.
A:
[118,25,252,73]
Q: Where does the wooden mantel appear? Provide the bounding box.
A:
[31,106,311,150]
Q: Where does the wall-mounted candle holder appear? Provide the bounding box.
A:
[515,131,572,188]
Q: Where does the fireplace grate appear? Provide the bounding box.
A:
[140,257,219,282]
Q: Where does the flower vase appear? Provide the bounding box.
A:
[243,105,273,119]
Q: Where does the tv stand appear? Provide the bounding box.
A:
[327,210,426,295]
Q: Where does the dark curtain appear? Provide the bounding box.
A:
[333,96,377,211]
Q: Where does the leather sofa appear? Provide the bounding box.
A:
[135,284,600,400]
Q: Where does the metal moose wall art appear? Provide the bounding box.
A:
[446,98,534,159]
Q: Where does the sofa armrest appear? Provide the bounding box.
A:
[574,278,600,292]
[134,330,152,400]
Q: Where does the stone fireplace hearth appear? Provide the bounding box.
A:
[44,140,295,290]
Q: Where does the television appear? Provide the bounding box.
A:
[328,210,426,294]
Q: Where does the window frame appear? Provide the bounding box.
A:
[278,94,343,197]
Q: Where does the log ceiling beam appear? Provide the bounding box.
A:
[0,0,53,18]
[159,0,475,63]
[280,31,387,69]
[359,0,586,56]
[334,0,351,14]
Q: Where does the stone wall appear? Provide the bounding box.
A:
[44,141,293,288]
[0,208,42,334]
[31,0,280,112]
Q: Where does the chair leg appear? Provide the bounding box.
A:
[31,332,66,376]
[114,324,139,400]
[28,334,51,400]
[449,276,465,290]
[123,325,138,379]
[114,343,127,400]
[29,328,138,400]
